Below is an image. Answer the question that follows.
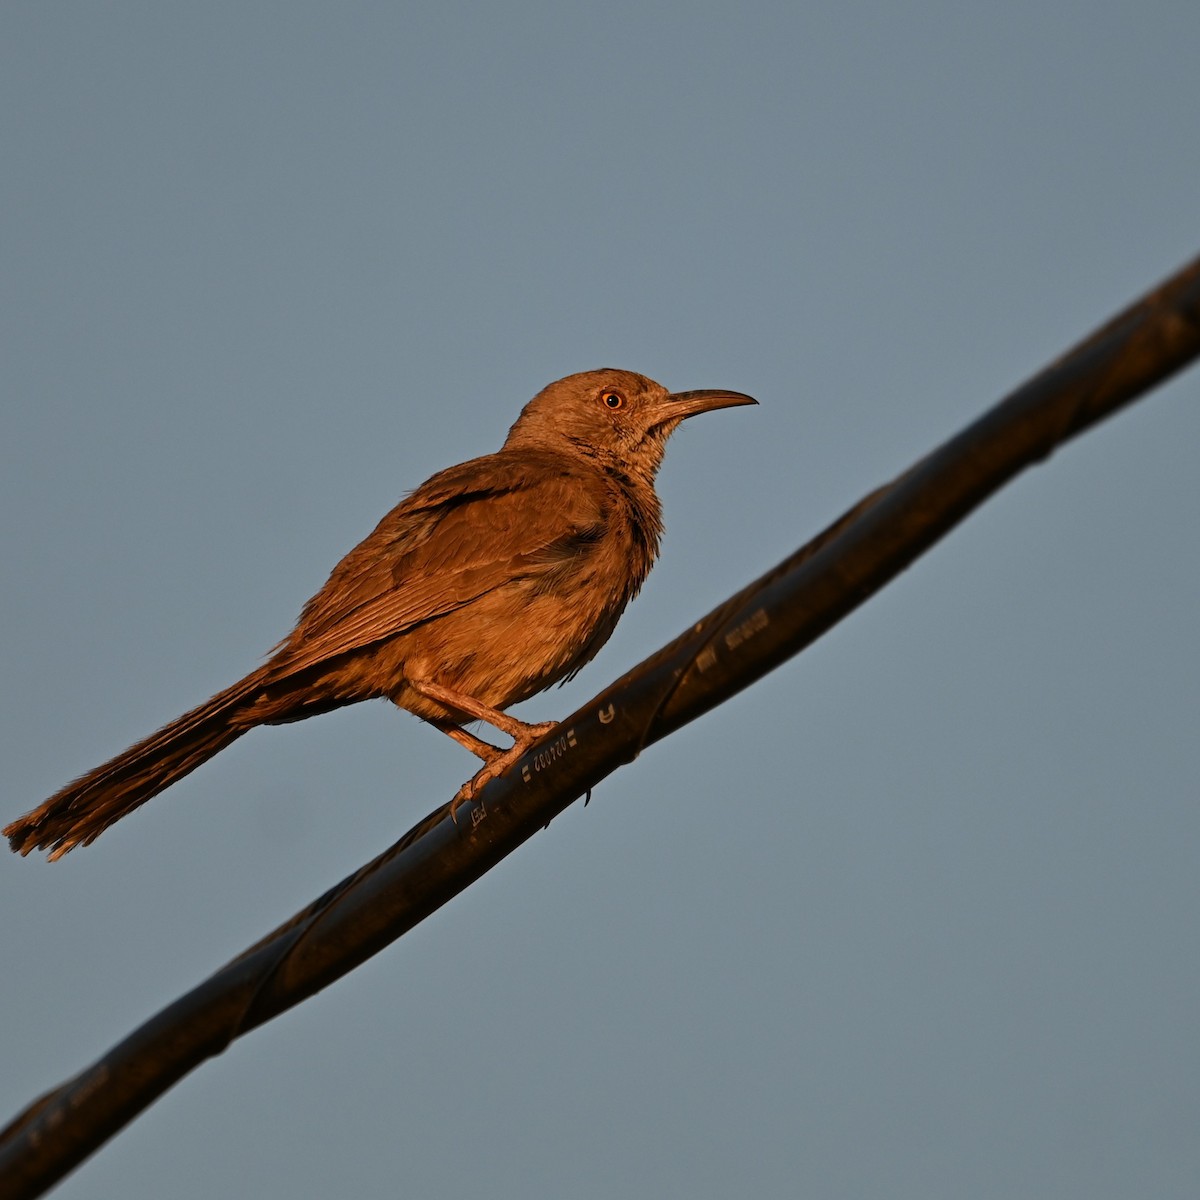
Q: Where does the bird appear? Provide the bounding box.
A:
[5,368,756,860]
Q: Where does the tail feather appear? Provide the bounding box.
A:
[5,668,272,860]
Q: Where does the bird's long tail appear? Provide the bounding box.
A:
[5,667,273,860]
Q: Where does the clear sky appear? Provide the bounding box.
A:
[2,4,1198,1198]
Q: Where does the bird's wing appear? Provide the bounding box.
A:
[266,451,609,679]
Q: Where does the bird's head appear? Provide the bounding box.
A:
[504,368,756,479]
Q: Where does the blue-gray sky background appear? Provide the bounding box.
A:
[2,4,1198,1197]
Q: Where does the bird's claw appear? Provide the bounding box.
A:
[448,721,560,824]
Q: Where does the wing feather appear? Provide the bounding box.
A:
[266,450,608,679]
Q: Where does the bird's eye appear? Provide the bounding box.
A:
[601,392,624,410]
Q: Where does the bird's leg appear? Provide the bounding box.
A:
[435,722,504,762]
[435,715,554,817]
[411,679,558,818]
[412,679,557,744]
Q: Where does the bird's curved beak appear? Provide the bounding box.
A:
[660,389,758,423]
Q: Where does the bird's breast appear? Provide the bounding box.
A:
[395,516,652,717]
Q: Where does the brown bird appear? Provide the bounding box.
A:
[5,369,755,860]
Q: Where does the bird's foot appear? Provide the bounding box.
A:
[448,721,559,823]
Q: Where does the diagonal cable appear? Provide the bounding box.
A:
[1,252,1198,1200]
